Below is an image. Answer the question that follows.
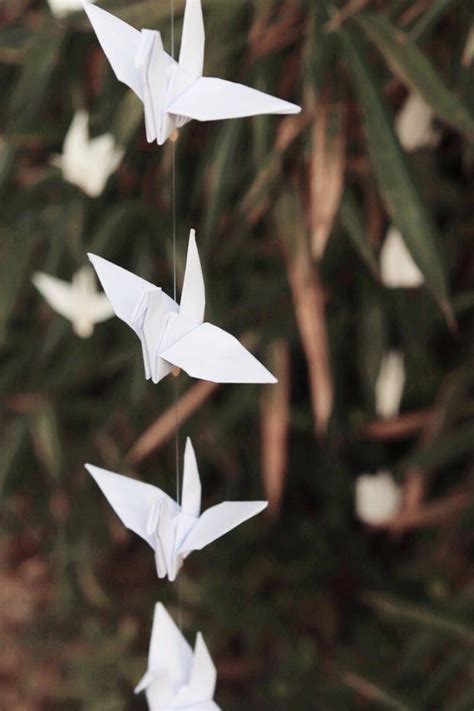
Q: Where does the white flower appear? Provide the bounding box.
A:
[395,92,440,152]
[32,266,114,338]
[355,472,402,526]
[47,0,95,19]
[462,26,474,67]
[375,351,405,420]
[52,110,124,197]
[380,227,425,288]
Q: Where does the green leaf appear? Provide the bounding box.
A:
[8,27,64,132]
[408,0,458,41]
[339,192,380,278]
[398,420,474,472]
[364,592,474,642]
[0,225,36,342]
[356,14,474,139]
[30,404,62,480]
[341,28,452,322]
[340,669,417,711]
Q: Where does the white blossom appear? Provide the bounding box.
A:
[32,266,114,338]
[462,26,474,67]
[375,351,406,420]
[47,0,95,19]
[395,92,440,152]
[380,227,425,289]
[355,472,402,526]
[52,110,124,197]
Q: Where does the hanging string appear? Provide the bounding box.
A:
[170,0,179,506]
[170,0,183,631]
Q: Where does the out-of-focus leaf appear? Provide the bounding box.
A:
[0,419,27,496]
[339,191,380,278]
[204,120,242,248]
[356,14,474,139]
[0,225,36,342]
[365,592,474,642]
[30,404,62,480]
[260,339,290,518]
[276,193,333,435]
[340,669,415,711]
[310,98,346,259]
[112,91,143,146]
[341,29,452,321]
[356,284,387,410]
[399,420,474,472]
[8,28,64,131]
[408,0,458,41]
[0,142,16,194]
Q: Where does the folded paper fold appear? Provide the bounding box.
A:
[135,603,220,709]
[83,0,301,145]
[88,230,277,385]
[85,438,268,582]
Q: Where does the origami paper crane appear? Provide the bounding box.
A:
[135,602,220,710]
[85,438,268,582]
[32,266,114,338]
[52,110,124,197]
[380,227,425,289]
[82,0,301,145]
[88,230,277,384]
[375,350,405,420]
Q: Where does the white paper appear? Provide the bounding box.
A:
[135,603,220,710]
[88,229,277,384]
[395,92,440,153]
[32,266,114,337]
[83,0,301,145]
[85,438,267,582]
[52,110,124,197]
[48,0,95,18]
[375,350,405,420]
[380,227,425,289]
[355,472,402,525]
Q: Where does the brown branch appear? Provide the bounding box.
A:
[325,0,372,32]
[360,409,436,441]
[261,340,291,518]
[127,381,219,465]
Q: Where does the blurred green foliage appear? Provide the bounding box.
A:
[0,0,473,709]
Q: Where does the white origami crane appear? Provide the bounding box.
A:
[82,0,301,146]
[135,603,220,710]
[32,266,114,338]
[380,227,425,289]
[375,351,406,420]
[52,110,124,197]
[395,92,440,153]
[88,230,277,384]
[48,0,95,18]
[85,438,268,582]
[355,471,402,526]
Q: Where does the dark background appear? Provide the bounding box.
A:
[0,0,473,708]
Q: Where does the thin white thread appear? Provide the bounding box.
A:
[170,0,183,631]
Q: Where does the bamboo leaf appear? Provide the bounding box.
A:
[30,404,62,480]
[339,191,380,278]
[399,420,474,473]
[356,14,474,139]
[364,592,474,642]
[8,28,64,131]
[341,29,452,321]
[340,669,417,711]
